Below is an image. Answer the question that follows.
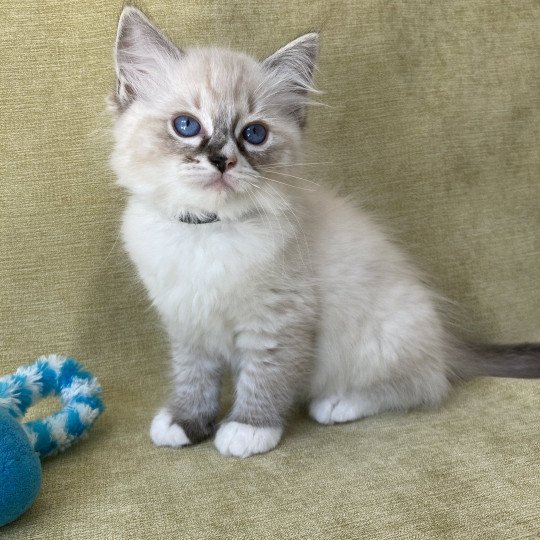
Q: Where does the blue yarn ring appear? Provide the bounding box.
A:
[0,355,104,458]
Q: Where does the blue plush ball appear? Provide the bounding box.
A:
[0,408,42,527]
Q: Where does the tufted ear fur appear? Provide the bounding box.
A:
[113,6,183,110]
[261,33,319,126]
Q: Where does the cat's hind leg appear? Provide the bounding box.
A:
[309,393,381,425]
[309,371,450,425]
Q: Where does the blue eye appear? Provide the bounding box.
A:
[242,123,267,145]
[173,115,201,137]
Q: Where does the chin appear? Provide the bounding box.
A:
[202,172,240,193]
[150,180,254,222]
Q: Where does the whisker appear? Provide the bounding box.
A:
[257,169,320,187]
[237,175,261,189]
[259,161,332,168]
[253,190,286,274]
[267,191,306,270]
[243,171,316,192]
[246,189,278,265]
[262,183,313,272]
[246,189,269,232]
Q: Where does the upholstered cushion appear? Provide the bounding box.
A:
[1,1,538,538]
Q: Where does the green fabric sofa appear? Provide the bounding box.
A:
[1,1,538,538]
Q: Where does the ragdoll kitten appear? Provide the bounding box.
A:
[110,7,539,458]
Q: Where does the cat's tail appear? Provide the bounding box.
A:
[452,342,540,380]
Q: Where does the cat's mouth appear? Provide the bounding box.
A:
[203,173,236,193]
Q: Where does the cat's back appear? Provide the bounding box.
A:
[304,187,409,278]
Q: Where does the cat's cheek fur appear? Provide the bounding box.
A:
[214,422,283,458]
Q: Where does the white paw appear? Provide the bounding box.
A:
[214,421,282,458]
[149,409,191,447]
[309,395,371,425]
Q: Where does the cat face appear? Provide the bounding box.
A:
[110,7,318,221]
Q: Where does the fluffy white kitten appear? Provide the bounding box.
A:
[110,7,539,458]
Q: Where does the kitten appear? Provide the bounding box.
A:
[110,7,539,458]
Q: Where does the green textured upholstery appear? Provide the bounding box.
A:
[1,1,538,538]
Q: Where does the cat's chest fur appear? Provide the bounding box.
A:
[121,199,285,346]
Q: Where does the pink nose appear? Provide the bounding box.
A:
[209,154,237,173]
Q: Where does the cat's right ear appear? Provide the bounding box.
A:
[112,6,183,111]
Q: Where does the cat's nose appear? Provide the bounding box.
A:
[209,154,237,174]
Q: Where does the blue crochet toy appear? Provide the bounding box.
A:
[0,355,104,527]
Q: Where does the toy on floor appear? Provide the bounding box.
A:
[0,355,104,527]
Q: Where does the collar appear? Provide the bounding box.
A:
[178,211,220,225]
[178,209,264,225]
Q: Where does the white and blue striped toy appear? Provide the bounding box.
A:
[0,355,104,526]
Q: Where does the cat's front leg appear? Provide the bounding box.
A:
[150,341,222,447]
[215,329,310,458]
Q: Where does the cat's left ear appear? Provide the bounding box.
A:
[261,33,319,125]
